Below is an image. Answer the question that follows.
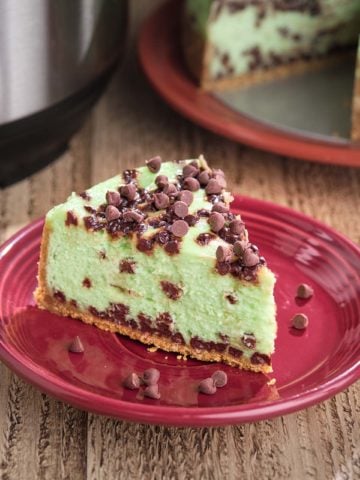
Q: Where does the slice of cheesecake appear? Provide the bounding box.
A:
[35,156,277,373]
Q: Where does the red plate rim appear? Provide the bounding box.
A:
[0,196,359,426]
[138,0,360,167]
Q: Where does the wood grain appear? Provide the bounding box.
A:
[0,1,359,478]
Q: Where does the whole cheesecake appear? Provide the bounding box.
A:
[35,156,277,373]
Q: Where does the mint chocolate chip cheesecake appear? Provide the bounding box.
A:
[35,156,277,373]
[183,0,360,90]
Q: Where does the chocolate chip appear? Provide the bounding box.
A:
[154,192,170,210]
[105,205,121,221]
[170,220,189,237]
[233,240,248,257]
[120,184,137,201]
[68,336,84,353]
[242,333,256,349]
[208,212,225,233]
[123,210,144,223]
[211,370,228,387]
[144,384,161,399]
[163,183,178,196]
[106,190,121,206]
[183,164,199,178]
[212,168,225,178]
[212,202,229,214]
[142,368,160,386]
[243,249,259,267]
[205,179,222,194]
[155,175,168,189]
[229,220,245,235]
[296,283,314,299]
[146,155,162,173]
[291,313,309,330]
[198,378,217,395]
[216,245,233,262]
[214,175,227,189]
[123,372,141,390]
[184,214,197,226]
[183,177,200,192]
[165,240,180,254]
[177,190,193,206]
[173,201,189,218]
[198,170,210,186]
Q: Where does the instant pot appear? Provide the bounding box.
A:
[0,0,127,186]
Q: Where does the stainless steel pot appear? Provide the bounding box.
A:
[0,0,128,186]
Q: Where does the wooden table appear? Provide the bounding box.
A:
[0,2,359,478]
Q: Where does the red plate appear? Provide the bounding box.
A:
[0,196,359,426]
[138,1,360,167]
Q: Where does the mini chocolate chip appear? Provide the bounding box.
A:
[296,283,314,299]
[163,183,178,196]
[146,155,162,173]
[184,214,197,226]
[144,384,161,399]
[155,175,168,189]
[165,240,180,254]
[183,177,200,192]
[208,212,225,233]
[173,201,189,218]
[212,168,225,178]
[212,202,229,214]
[154,192,170,210]
[170,220,189,237]
[123,211,144,223]
[106,190,121,206]
[177,190,193,206]
[120,184,137,201]
[216,245,233,262]
[211,370,228,387]
[68,336,84,353]
[123,372,141,390]
[243,249,259,267]
[214,174,227,188]
[242,333,256,349]
[198,378,217,395]
[142,368,160,386]
[233,240,248,256]
[105,205,121,221]
[229,220,245,235]
[183,164,199,178]
[205,179,222,194]
[198,170,210,186]
[291,313,309,330]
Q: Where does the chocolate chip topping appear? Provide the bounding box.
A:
[123,372,141,390]
[242,333,256,349]
[68,336,84,353]
[296,283,314,299]
[164,240,180,254]
[144,384,161,400]
[233,240,248,257]
[242,249,259,267]
[205,179,222,195]
[214,174,227,189]
[197,233,216,245]
[154,192,170,210]
[291,313,309,330]
[216,245,233,262]
[163,183,178,196]
[123,210,144,223]
[146,155,162,173]
[155,175,168,189]
[183,177,200,192]
[198,378,217,395]
[105,205,121,221]
[177,190,193,206]
[198,170,210,186]
[211,370,228,388]
[120,183,137,201]
[170,220,189,237]
[212,202,229,214]
[173,201,189,218]
[184,214,197,226]
[183,164,199,178]
[106,190,121,206]
[229,220,245,235]
[142,368,160,386]
[208,212,225,233]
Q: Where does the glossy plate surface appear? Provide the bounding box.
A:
[0,196,359,426]
[138,0,360,167]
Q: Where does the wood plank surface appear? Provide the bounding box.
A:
[0,1,359,479]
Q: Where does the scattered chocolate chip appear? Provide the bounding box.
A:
[183,177,200,192]
[296,283,314,299]
[65,211,78,226]
[212,202,229,214]
[229,220,245,235]
[120,259,136,274]
[82,277,91,288]
[214,175,227,188]
[105,205,121,221]
[137,237,154,253]
[120,184,137,201]
[212,168,225,178]
[197,233,216,245]
[68,336,84,353]
[242,333,256,349]
[78,191,91,201]
[211,370,228,388]
[160,281,183,300]
[177,190,193,206]
[106,190,121,206]
[163,183,178,196]
[170,220,189,237]
[184,214,197,226]
[183,164,199,178]
[225,293,237,304]
[153,192,170,210]
[251,352,271,365]
[291,313,309,330]
[198,170,210,186]
[198,378,217,395]
[233,240,248,257]
[142,368,160,386]
[243,249,259,267]
[144,384,161,399]
[146,155,162,173]
[173,201,189,218]
[155,175,168,189]
[205,179,222,195]
[123,372,141,390]
[123,211,144,223]
[208,212,225,233]
[216,245,233,262]
[164,240,180,254]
